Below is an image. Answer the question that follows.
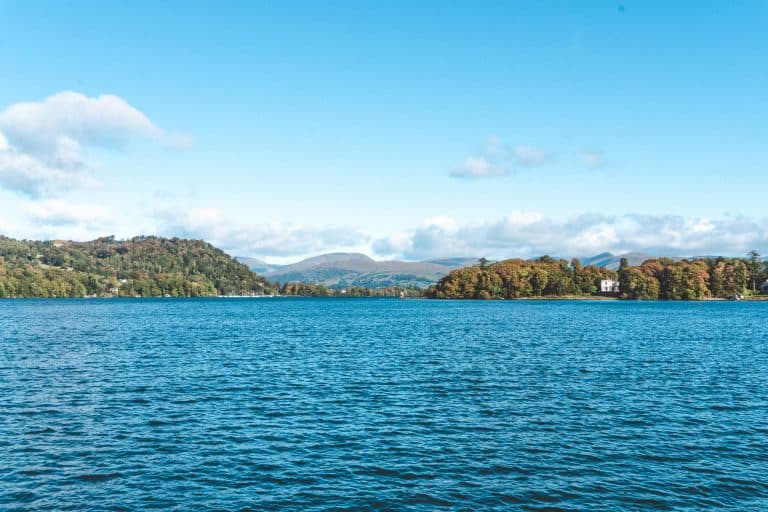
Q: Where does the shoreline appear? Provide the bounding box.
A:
[2,294,767,301]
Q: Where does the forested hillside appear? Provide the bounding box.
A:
[0,236,276,297]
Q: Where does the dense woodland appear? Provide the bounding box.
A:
[616,256,765,300]
[427,255,768,300]
[427,256,615,299]
[0,236,276,298]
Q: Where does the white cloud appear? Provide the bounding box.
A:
[450,156,509,178]
[1,91,162,153]
[0,198,121,242]
[23,199,114,226]
[374,216,465,257]
[512,145,555,166]
[0,91,184,197]
[452,137,612,179]
[372,213,768,260]
[0,146,95,197]
[372,231,412,256]
[451,138,559,179]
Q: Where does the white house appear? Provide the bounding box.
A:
[600,279,620,293]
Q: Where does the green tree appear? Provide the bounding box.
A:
[618,257,631,297]
[747,250,761,293]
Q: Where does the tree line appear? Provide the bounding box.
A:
[279,282,423,298]
[617,256,765,300]
[3,235,766,300]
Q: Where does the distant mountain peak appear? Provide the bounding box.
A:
[237,252,475,289]
[298,252,374,265]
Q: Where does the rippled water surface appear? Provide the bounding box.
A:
[2,298,768,511]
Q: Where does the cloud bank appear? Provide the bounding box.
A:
[373,213,768,261]
[8,202,767,262]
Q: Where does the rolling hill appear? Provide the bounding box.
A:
[0,236,276,297]
[579,252,686,269]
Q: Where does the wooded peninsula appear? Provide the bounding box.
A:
[427,255,767,300]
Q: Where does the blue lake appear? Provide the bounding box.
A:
[1,298,767,510]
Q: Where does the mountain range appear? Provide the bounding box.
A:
[579,252,663,269]
[237,253,478,289]
[237,251,678,288]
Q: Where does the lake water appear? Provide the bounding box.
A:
[1,298,767,511]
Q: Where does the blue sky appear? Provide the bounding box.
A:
[0,1,766,261]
